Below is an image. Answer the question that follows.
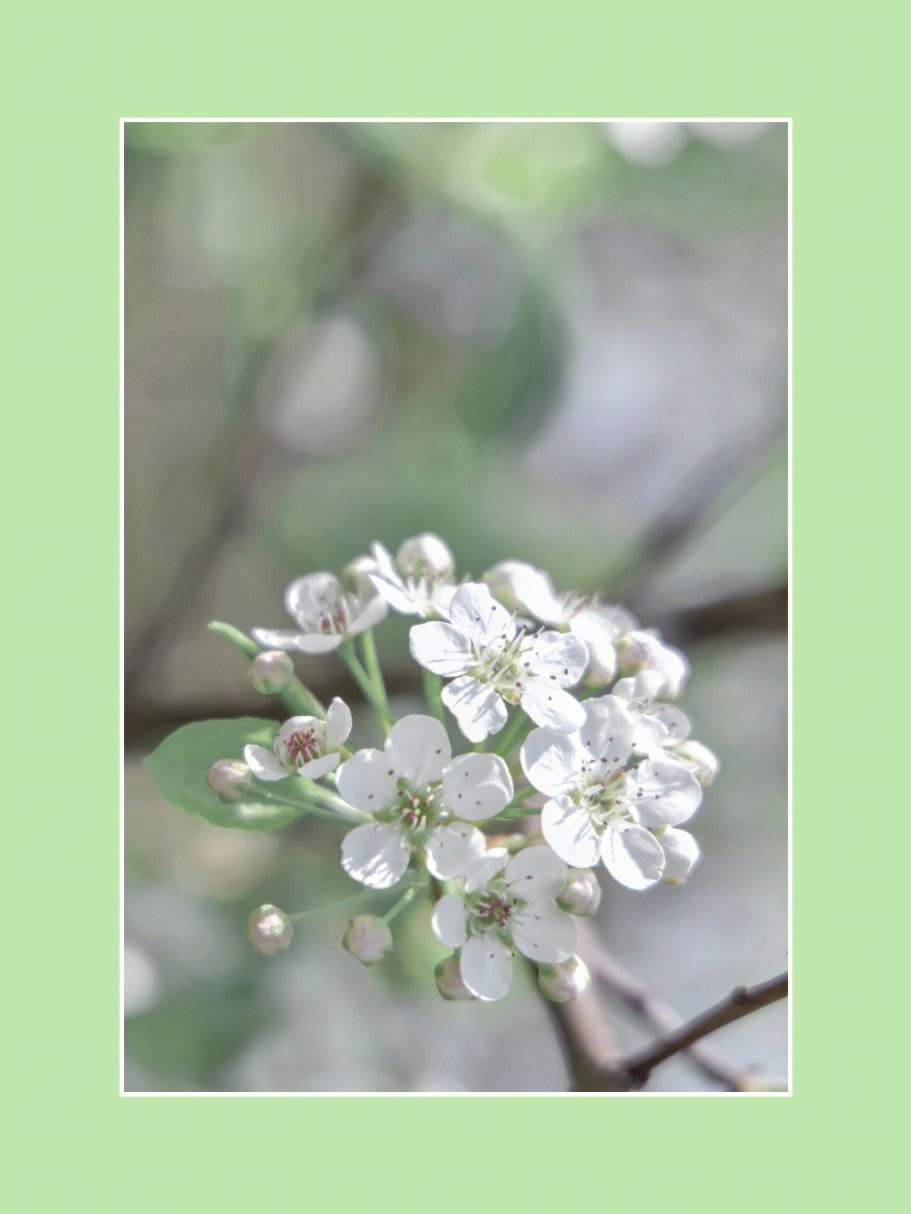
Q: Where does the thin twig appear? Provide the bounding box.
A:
[581,927,782,1091]
[622,973,788,1088]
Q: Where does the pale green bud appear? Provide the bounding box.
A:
[674,739,720,787]
[343,915,393,965]
[342,554,379,593]
[206,759,252,802]
[247,649,295,694]
[537,955,591,1002]
[434,955,476,1001]
[247,904,293,954]
[396,533,455,579]
[557,868,602,917]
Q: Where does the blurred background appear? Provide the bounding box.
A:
[124,120,788,1092]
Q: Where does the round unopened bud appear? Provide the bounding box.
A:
[247,904,293,954]
[537,955,591,1002]
[674,739,720,787]
[557,868,602,917]
[434,955,477,1001]
[247,649,295,695]
[396,533,455,579]
[206,759,252,802]
[616,630,689,698]
[342,554,379,593]
[657,828,700,885]
[482,560,530,611]
[343,915,393,965]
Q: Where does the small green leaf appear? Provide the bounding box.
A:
[143,717,299,831]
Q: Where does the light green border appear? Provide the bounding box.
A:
[6,1,902,1209]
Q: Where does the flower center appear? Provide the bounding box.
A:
[471,628,533,702]
[475,893,515,927]
[316,596,352,634]
[283,728,321,764]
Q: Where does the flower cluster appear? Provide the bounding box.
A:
[199,533,718,1001]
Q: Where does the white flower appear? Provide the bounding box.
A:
[431,845,575,1001]
[335,714,513,889]
[610,672,692,755]
[252,571,387,654]
[484,560,635,687]
[616,629,690,699]
[409,582,589,741]
[656,827,700,885]
[366,535,458,619]
[243,698,352,781]
[673,739,721,787]
[520,697,702,890]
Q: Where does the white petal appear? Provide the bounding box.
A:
[579,697,635,771]
[541,798,601,867]
[336,749,398,813]
[295,632,345,654]
[250,628,303,650]
[464,848,509,893]
[631,712,670,756]
[285,572,342,626]
[349,593,388,633]
[296,753,340,780]
[459,934,513,1001]
[527,630,589,686]
[658,828,700,884]
[505,845,568,899]
[439,753,513,820]
[385,714,452,785]
[409,622,474,676]
[601,822,665,890]
[341,822,411,889]
[484,561,566,624]
[647,703,691,746]
[430,893,469,947]
[520,729,585,796]
[325,698,353,749]
[441,676,508,742]
[369,569,421,615]
[425,823,487,880]
[511,900,575,963]
[243,744,289,781]
[570,611,618,684]
[625,754,703,827]
[448,582,517,647]
[519,679,586,733]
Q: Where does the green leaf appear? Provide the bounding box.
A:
[143,717,300,831]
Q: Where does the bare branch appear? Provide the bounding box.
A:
[582,929,783,1091]
[622,973,788,1088]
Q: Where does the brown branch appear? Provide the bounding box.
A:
[622,972,788,1088]
[582,930,784,1091]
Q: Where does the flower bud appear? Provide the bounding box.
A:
[557,868,602,917]
[342,554,379,593]
[206,759,252,802]
[343,915,393,965]
[674,739,720,787]
[537,955,591,1002]
[616,630,690,698]
[482,560,530,611]
[247,649,296,695]
[396,533,455,579]
[434,955,477,1001]
[247,904,293,954]
[657,828,700,885]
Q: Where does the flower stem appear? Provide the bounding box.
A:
[491,709,531,759]
[382,884,419,924]
[359,629,391,715]
[244,783,348,824]
[208,621,326,718]
[289,889,377,922]
[337,640,394,734]
[422,670,445,721]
